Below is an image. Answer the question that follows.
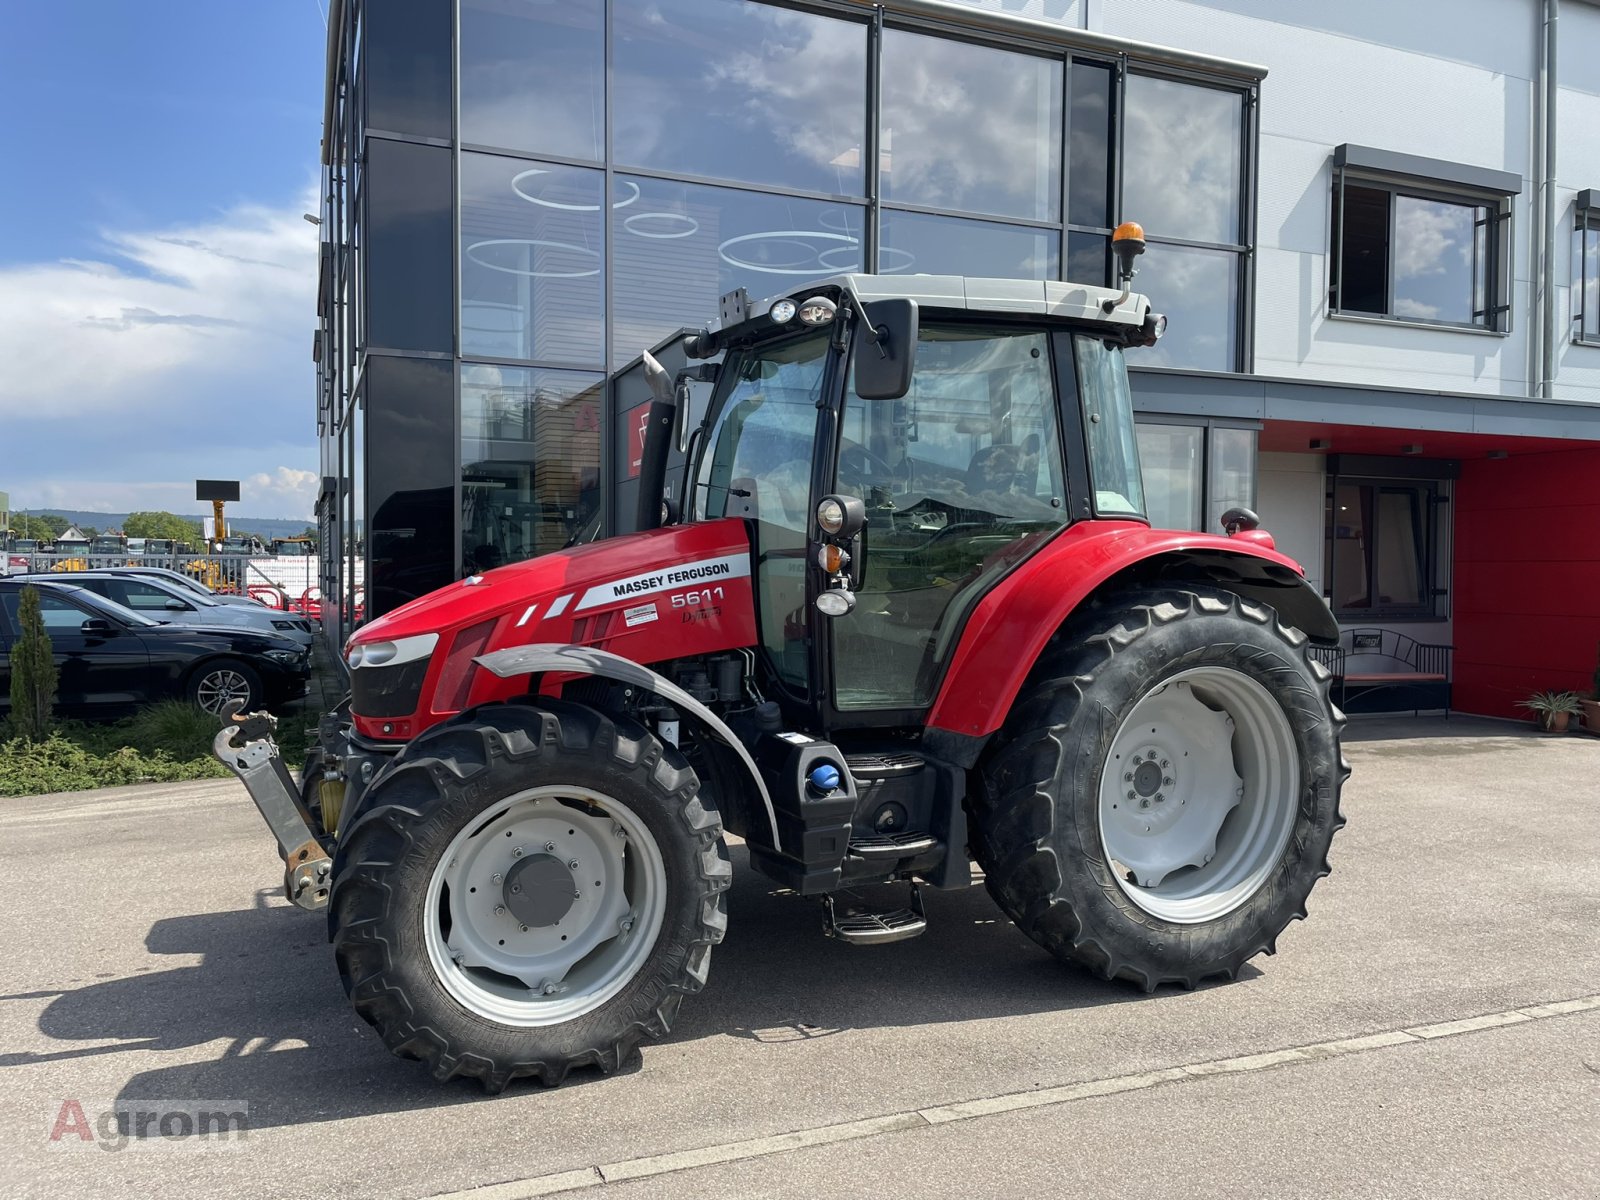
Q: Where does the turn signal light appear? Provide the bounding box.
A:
[816,544,851,575]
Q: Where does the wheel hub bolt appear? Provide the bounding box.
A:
[1163,776,1173,786]
[493,904,506,916]
[491,872,502,884]
[1154,792,1165,803]
[1126,790,1136,801]
[1124,772,1133,782]
[519,923,529,932]
[544,842,557,852]
[1139,799,1151,809]
[512,846,524,858]
[568,860,579,871]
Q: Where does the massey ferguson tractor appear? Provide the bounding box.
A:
[216,223,1347,1092]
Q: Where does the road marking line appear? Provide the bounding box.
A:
[422,993,1600,1200]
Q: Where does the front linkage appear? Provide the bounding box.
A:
[213,711,332,911]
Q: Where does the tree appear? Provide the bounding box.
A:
[125,511,206,545]
[8,586,57,740]
[9,514,66,540]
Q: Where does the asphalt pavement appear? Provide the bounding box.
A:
[1,716,1596,1199]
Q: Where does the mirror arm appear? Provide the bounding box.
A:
[840,286,887,358]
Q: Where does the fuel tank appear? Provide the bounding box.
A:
[345,519,758,739]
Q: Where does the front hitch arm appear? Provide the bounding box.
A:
[213,712,333,912]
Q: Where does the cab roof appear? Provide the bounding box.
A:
[719,273,1155,338]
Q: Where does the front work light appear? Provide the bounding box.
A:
[816,588,856,617]
[769,298,797,324]
[815,493,866,538]
[797,296,838,326]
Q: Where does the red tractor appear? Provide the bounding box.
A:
[217,224,1347,1091]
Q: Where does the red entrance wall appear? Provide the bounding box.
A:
[1453,446,1600,718]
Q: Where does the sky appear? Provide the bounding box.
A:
[0,2,328,518]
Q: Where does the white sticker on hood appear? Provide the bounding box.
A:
[575,553,751,611]
[623,602,659,627]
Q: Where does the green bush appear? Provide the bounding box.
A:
[8,586,57,740]
[128,701,227,761]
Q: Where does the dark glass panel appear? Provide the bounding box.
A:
[1123,74,1243,245]
[1206,426,1256,533]
[1335,184,1389,314]
[613,0,866,196]
[366,140,453,353]
[365,356,455,616]
[1066,231,1109,287]
[364,0,451,139]
[1068,61,1113,229]
[881,28,1062,221]
[1135,242,1238,371]
[461,364,603,572]
[460,154,604,365]
[879,210,1057,280]
[610,174,864,366]
[459,0,603,161]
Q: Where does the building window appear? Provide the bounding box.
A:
[1329,145,1517,332]
[1134,420,1258,533]
[1575,190,1599,346]
[612,0,867,197]
[459,0,604,162]
[1325,478,1439,619]
[461,365,603,574]
[459,153,604,367]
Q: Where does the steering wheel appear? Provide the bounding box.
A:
[838,442,896,486]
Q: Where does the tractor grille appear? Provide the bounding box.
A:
[350,658,430,719]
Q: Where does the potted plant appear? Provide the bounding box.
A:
[1582,643,1600,734]
[1518,689,1584,734]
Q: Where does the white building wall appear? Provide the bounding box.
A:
[1089,0,1539,398]
[1555,1,1600,404]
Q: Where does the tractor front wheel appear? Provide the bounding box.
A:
[328,699,730,1091]
[974,586,1347,990]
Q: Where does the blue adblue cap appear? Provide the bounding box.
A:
[808,763,842,793]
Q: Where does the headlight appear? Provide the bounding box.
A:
[264,649,302,665]
[272,619,294,630]
[769,298,797,324]
[816,497,846,535]
[346,631,439,670]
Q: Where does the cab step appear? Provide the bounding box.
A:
[847,831,939,860]
[822,884,926,945]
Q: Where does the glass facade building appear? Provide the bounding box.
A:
[315,0,1266,638]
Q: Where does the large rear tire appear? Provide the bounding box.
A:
[328,699,730,1091]
[973,586,1347,991]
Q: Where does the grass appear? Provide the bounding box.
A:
[0,702,318,798]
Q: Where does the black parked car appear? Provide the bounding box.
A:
[0,579,310,717]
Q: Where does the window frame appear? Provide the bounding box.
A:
[1575,189,1600,348]
[1131,415,1260,534]
[1329,149,1516,336]
[1323,472,1447,623]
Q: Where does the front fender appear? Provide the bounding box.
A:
[475,643,781,850]
[926,522,1336,739]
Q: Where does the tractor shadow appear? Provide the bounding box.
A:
[13,855,1246,1131]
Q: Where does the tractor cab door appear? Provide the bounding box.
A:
[692,328,833,699]
[827,323,1075,715]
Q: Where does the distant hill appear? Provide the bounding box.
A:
[27,509,316,541]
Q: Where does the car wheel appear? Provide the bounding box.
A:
[189,658,264,717]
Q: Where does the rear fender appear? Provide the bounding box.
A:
[475,643,780,850]
[926,523,1338,740]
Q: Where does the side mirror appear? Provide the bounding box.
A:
[81,617,115,636]
[164,598,188,611]
[854,299,919,401]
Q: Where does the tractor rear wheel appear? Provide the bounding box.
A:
[973,586,1347,990]
[328,699,730,1091]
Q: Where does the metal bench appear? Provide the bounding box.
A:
[1308,628,1454,717]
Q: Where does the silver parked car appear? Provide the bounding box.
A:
[18,572,315,647]
[108,565,270,608]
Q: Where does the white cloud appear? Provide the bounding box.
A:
[246,466,320,513]
[1,191,320,516]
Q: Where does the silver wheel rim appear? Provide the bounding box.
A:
[1097,666,1299,924]
[195,669,251,715]
[423,786,667,1027]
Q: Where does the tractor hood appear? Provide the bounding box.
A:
[345,519,759,739]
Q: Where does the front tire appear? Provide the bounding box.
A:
[328,699,730,1091]
[973,586,1348,991]
[188,658,263,716]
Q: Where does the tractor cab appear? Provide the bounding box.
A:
[684,268,1161,730]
